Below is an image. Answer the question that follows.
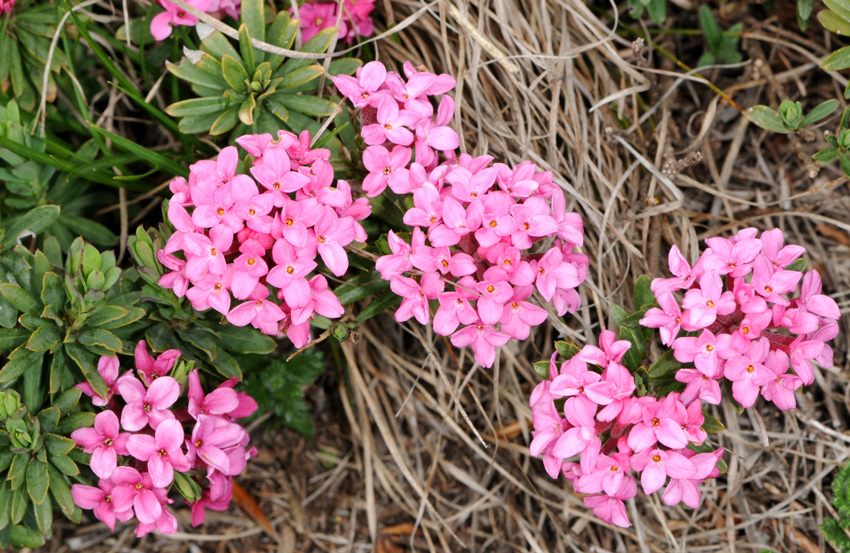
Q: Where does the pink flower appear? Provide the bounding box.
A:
[362,97,419,146]
[188,415,246,475]
[391,273,444,325]
[188,369,240,419]
[189,490,230,527]
[760,349,801,411]
[650,245,700,294]
[117,375,180,431]
[71,480,134,531]
[626,395,689,452]
[577,328,631,369]
[583,485,634,528]
[362,145,411,196]
[551,396,602,473]
[227,291,286,335]
[331,60,387,109]
[151,0,211,41]
[450,321,511,368]
[126,419,192,488]
[70,411,130,479]
[640,291,684,346]
[499,287,548,340]
[110,467,167,525]
[631,448,696,495]
[681,272,736,329]
[313,209,355,276]
[724,337,774,408]
[702,235,761,277]
[134,340,181,386]
[76,355,121,406]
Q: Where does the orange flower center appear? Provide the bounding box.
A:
[159,449,168,457]
[211,248,217,256]
[441,260,449,267]
[287,266,294,274]
[746,364,754,373]
[286,218,294,226]
[384,124,392,130]
[706,300,715,308]
[317,236,325,243]
[135,482,144,490]
[195,440,203,448]
[489,220,497,228]
[384,167,392,175]
[651,417,660,427]
[217,208,225,216]
[103,438,113,447]
[247,258,256,266]
[652,454,661,462]
[486,285,495,293]
[249,209,256,216]
[764,286,772,293]
[742,326,749,334]
[706,344,713,352]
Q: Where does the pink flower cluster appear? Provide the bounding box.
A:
[159,131,369,346]
[71,341,257,536]
[0,0,15,15]
[639,228,840,410]
[296,0,375,44]
[332,61,587,367]
[151,0,240,41]
[529,330,724,528]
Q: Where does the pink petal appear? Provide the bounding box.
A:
[146,376,180,408]
[126,434,158,461]
[134,489,163,524]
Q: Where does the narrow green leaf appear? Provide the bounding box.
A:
[78,328,123,353]
[10,485,26,525]
[166,58,229,91]
[274,94,338,117]
[201,30,240,60]
[554,341,580,360]
[814,147,839,163]
[238,23,256,74]
[56,412,95,435]
[166,96,230,117]
[647,349,683,379]
[356,289,401,323]
[47,464,76,520]
[533,360,550,379]
[241,0,265,62]
[33,494,53,534]
[822,45,850,71]
[26,324,60,352]
[88,123,189,178]
[280,65,325,89]
[26,460,49,505]
[48,454,79,476]
[61,215,118,247]
[824,0,850,22]
[0,351,42,384]
[0,329,30,351]
[215,325,276,354]
[210,107,240,135]
[702,413,725,433]
[0,481,10,531]
[280,27,336,74]
[0,205,61,253]
[801,99,840,127]
[222,54,249,92]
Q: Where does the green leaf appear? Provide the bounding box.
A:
[26,324,60,352]
[32,493,53,535]
[45,434,75,457]
[87,305,130,327]
[241,0,265,59]
[633,274,655,309]
[840,153,850,177]
[210,346,241,379]
[820,9,850,35]
[619,326,643,371]
[825,0,850,21]
[239,93,257,125]
[280,65,325,89]
[610,304,628,329]
[748,105,789,133]
[801,99,840,127]
[48,454,78,476]
[215,325,276,354]
[10,486,27,525]
[40,272,65,311]
[26,460,49,505]
[222,54,249,92]
[699,6,723,50]
[0,351,42,384]
[166,96,230,117]
[328,58,362,77]
[647,349,682,379]
[210,106,240,135]
[166,58,228,91]
[78,329,123,354]
[274,94,338,117]
[334,272,389,305]
[281,27,337,75]
[0,481,10,531]
[786,258,807,272]
[47,464,76,520]
[823,45,850,71]
[52,387,81,415]
[238,23,256,75]
[814,147,839,164]
[61,215,118,247]
[646,0,666,24]
[0,205,61,253]
[702,413,725,433]
[88,123,189,178]
[355,289,401,323]
[528,361,549,383]
[56,412,95,435]
[173,470,203,502]
[0,329,31,351]
[554,341,580,361]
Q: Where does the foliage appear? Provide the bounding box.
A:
[819,0,850,71]
[0,389,87,548]
[0,100,119,249]
[822,461,850,552]
[626,0,666,25]
[697,6,743,67]
[748,99,839,134]
[164,0,361,137]
[0,0,69,112]
[128,220,277,381]
[812,106,850,177]
[239,349,325,436]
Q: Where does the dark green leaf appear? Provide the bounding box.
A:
[77,329,122,353]
[216,325,276,354]
[533,360,550,379]
[554,341,580,361]
[813,147,839,163]
[47,464,76,520]
[702,413,725,433]
[0,205,61,253]
[748,106,789,133]
[0,329,31,351]
[0,283,39,313]
[274,94,338,117]
[801,99,840,127]
[823,45,850,71]
[26,324,60,352]
[0,351,42,384]
[26,460,49,505]
[61,215,118,247]
[10,486,26,525]
[167,96,230,117]
[56,412,95,435]
[48,454,78,476]
[37,408,60,434]
[633,274,655,309]
[355,289,401,323]
[0,481,10,531]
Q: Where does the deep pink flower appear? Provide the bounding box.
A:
[126,419,191,488]
[71,480,134,531]
[626,395,689,452]
[118,375,180,431]
[188,369,240,419]
[76,355,121,406]
[70,411,130,479]
[724,337,774,407]
[682,272,736,329]
[631,448,696,495]
[450,321,511,368]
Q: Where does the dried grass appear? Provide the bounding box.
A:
[49,0,850,552]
